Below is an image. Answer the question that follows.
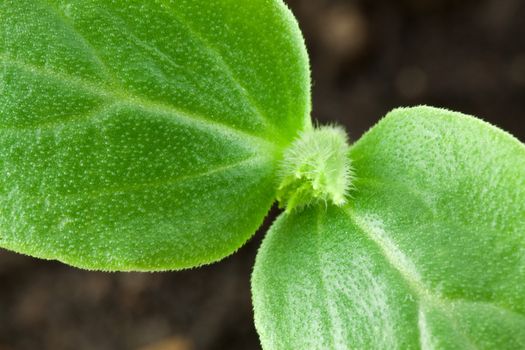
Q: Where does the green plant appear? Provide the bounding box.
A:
[1,0,523,349]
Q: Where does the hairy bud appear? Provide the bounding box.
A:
[277,125,353,212]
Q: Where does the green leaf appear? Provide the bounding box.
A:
[0,0,310,270]
[252,106,525,349]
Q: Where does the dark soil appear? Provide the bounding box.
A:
[1,0,523,349]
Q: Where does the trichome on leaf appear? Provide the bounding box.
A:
[1,1,524,349]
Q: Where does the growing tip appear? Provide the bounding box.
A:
[276,125,353,212]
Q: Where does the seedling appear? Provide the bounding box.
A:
[1,1,524,348]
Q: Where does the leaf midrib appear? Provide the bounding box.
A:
[41,0,286,144]
[7,155,271,203]
[0,54,277,151]
[64,155,269,199]
[315,209,340,349]
[156,0,285,140]
[345,208,479,348]
[344,207,525,348]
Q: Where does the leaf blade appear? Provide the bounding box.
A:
[252,107,525,349]
[0,0,310,270]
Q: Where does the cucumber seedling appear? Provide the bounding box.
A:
[1,1,524,349]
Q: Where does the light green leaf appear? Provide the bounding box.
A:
[252,106,525,349]
[0,0,310,270]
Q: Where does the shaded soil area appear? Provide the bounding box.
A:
[1,0,524,349]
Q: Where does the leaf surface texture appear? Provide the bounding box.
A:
[252,107,525,349]
[0,0,310,270]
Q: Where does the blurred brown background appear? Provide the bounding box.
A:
[1,0,524,349]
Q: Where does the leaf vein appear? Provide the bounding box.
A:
[0,55,274,149]
[58,156,268,199]
[345,208,525,348]
[314,209,339,350]
[41,0,117,84]
[0,103,117,131]
[157,1,283,139]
